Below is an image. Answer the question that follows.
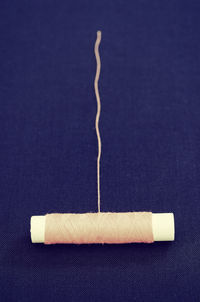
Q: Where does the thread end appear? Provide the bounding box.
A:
[97,30,101,37]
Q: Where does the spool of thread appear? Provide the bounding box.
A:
[30,212,175,244]
[30,33,175,246]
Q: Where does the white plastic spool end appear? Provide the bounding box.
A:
[31,216,45,243]
[152,213,175,241]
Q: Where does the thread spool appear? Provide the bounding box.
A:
[31,212,175,244]
[30,32,175,246]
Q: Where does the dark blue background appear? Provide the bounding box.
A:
[0,1,200,301]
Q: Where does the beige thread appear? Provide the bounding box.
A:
[94,30,102,212]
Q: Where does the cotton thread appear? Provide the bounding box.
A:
[94,30,102,213]
[44,32,154,244]
[45,212,154,244]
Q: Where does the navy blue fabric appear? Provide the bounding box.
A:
[0,1,200,301]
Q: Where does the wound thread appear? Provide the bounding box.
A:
[44,212,154,244]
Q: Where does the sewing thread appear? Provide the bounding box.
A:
[94,30,102,212]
